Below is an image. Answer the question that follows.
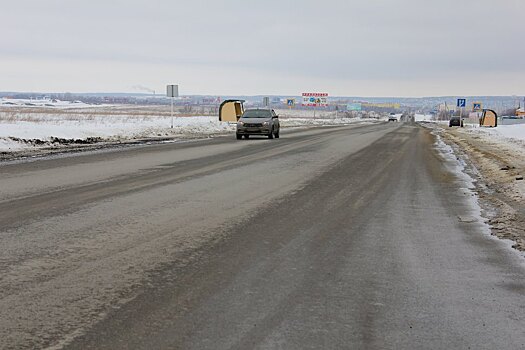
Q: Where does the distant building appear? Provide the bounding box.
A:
[438,103,456,112]
[516,97,525,117]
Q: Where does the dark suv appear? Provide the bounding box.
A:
[449,116,464,127]
[236,109,280,139]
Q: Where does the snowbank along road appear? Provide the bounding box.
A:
[0,123,524,349]
[435,123,525,252]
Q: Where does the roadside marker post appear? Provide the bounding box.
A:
[167,84,179,128]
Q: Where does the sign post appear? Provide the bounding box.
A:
[457,98,466,119]
[167,84,179,128]
[286,98,295,110]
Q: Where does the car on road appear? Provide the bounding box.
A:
[449,116,464,127]
[388,114,398,122]
[236,109,280,139]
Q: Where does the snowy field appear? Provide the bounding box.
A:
[455,123,525,149]
[0,103,377,152]
[461,124,525,142]
[1,97,97,109]
[415,114,433,122]
[419,115,525,150]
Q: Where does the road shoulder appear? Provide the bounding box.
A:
[429,123,525,252]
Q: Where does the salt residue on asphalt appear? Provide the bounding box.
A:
[280,117,373,127]
[434,132,488,228]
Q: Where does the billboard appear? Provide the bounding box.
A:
[347,103,362,111]
[302,93,328,107]
[362,102,401,109]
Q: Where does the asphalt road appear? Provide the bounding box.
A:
[0,123,524,349]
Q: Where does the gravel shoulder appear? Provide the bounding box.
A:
[431,123,525,251]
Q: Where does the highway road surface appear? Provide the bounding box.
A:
[0,123,524,349]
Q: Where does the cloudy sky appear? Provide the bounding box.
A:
[1,0,524,96]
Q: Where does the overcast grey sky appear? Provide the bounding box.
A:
[1,0,524,96]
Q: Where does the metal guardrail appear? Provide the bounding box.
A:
[499,117,525,125]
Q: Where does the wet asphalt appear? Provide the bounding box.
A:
[0,123,524,349]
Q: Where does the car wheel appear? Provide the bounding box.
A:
[236,133,242,140]
[268,128,274,139]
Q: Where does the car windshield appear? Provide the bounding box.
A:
[242,110,271,118]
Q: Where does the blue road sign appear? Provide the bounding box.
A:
[472,102,482,112]
[457,99,466,108]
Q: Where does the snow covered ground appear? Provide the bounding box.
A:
[460,124,525,143]
[453,123,525,152]
[0,115,233,151]
[1,97,95,109]
[0,107,375,152]
[415,114,433,122]
[419,117,525,148]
